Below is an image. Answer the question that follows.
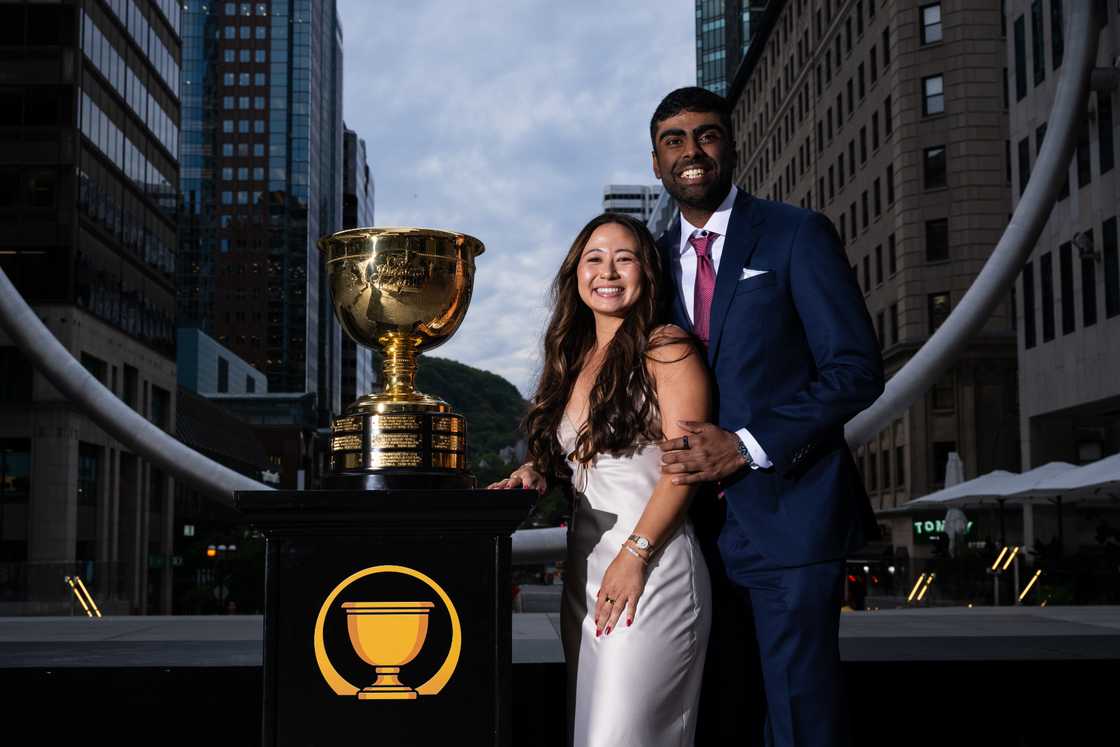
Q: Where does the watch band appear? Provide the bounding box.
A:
[736,439,755,469]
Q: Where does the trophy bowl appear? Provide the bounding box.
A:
[317,227,485,489]
[318,227,484,409]
[342,601,435,700]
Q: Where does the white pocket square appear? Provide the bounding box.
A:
[740,268,769,280]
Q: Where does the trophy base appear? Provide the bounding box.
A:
[327,406,472,488]
[358,688,418,700]
[357,667,420,700]
[324,470,475,491]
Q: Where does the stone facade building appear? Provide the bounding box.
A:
[1008,0,1119,555]
[727,0,1022,555]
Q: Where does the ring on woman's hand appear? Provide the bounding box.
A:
[682,435,690,450]
[604,597,615,605]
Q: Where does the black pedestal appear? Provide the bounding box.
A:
[237,489,532,747]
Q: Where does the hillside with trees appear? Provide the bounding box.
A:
[415,356,567,526]
[415,355,526,479]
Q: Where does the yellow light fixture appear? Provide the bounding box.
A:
[916,573,935,602]
[74,576,102,618]
[907,573,927,603]
[991,546,1009,571]
[64,576,93,618]
[1018,570,1042,602]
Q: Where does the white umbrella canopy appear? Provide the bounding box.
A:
[908,470,1019,508]
[989,462,1078,500]
[1009,453,1120,503]
[908,463,1078,508]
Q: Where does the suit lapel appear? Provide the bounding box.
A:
[657,222,689,329]
[707,192,765,363]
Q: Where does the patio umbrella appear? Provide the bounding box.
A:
[942,453,967,556]
[1010,452,1120,503]
[907,470,1018,508]
[944,451,965,487]
[909,464,1077,546]
[1006,455,1120,553]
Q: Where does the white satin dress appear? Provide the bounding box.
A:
[559,416,712,747]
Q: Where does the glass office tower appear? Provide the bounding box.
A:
[696,0,769,96]
[340,125,374,408]
[0,0,182,614]
[177,0,344,425]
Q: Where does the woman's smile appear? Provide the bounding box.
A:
[577,222,643,317]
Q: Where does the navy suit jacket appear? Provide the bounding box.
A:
[658,191,884,569]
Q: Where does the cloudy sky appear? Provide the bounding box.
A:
[336,1,694,395]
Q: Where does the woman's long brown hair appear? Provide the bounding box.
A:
[524,213,692,485]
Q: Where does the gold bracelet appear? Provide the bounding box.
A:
[622,543,649,565]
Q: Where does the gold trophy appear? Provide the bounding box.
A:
[317,227,484,489]
[342,601,435,700]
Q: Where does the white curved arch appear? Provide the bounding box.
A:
[0,270,268,502]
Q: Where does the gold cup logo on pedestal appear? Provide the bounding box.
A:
[314,565,462,700]
[342,601,434,700]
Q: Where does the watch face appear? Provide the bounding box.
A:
[634,537,650,550]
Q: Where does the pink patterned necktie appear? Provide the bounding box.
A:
[689,231,718,345]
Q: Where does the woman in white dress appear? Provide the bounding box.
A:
[492,213,712,746]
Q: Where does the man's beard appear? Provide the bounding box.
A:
[664,157,734,212]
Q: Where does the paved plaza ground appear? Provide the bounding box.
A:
[1,606,1114,744]
[2,604,1118,667]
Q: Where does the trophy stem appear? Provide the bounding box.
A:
[382,336,420,397]
[371,666,404,688]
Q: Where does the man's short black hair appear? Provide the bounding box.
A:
[649,86,734,147]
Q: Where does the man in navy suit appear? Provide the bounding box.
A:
[651,87,884,746]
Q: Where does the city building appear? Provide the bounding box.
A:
[342,124,374,231]
[697,0,771,96]
[204,391,322,489]
[177,327,267,395]
[1008,0,1119,554]
[646,188,679,239]
[172,385,268,613]
[602,184,663,223]
[726,1,1021,558]
[340,124,374,406]
[0,0,183,614]
[176,0,346,429]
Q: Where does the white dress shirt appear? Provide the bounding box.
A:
[673,185,772,470]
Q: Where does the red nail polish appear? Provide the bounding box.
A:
[627,618,633,626]
[595,628,601,637]
[605,626,611,635]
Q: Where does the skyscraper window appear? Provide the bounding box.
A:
[921,4,943,44]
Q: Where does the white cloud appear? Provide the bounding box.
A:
[337,0,694,394]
